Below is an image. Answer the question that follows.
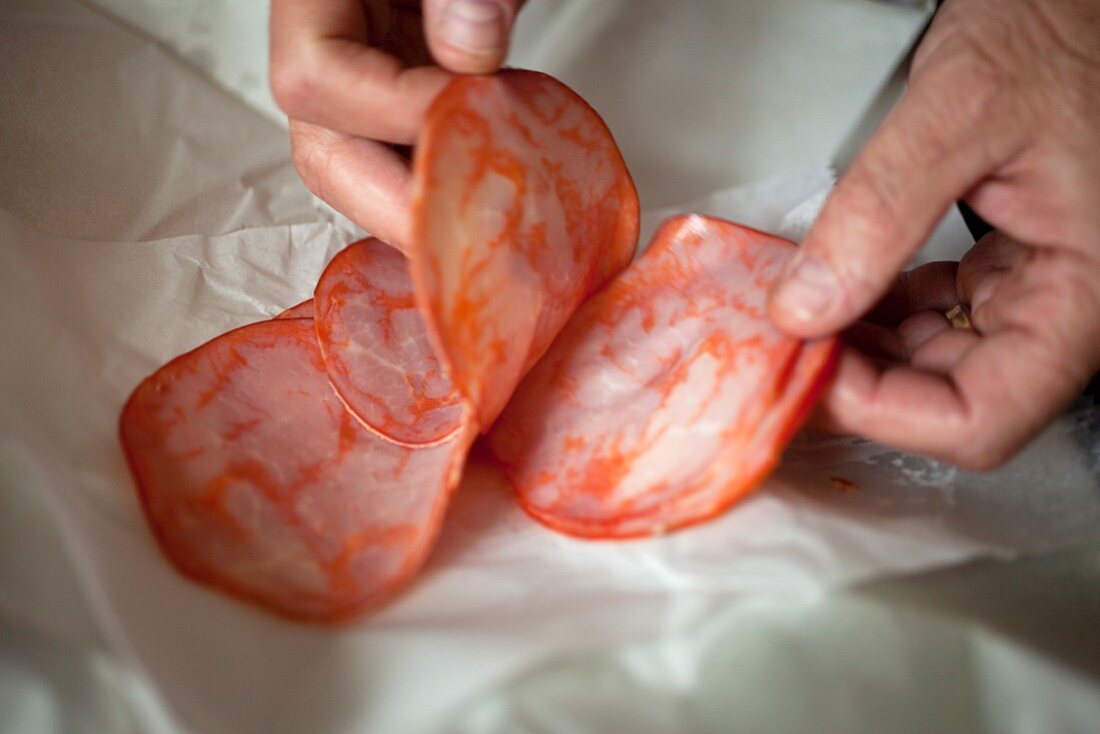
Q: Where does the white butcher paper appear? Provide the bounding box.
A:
[3,1,1099,734]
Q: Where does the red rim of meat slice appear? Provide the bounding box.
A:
[119,318,468,623]
[275,299,314,320]
[409,69,640,431]
[487,215,839,539]
[314,238,467,446]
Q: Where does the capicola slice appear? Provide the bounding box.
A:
[120,319,468,622]
[410,69,640,429]
[314,238,466,446]
[488,215,839,538]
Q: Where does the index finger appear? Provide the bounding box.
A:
[270,0,450,144]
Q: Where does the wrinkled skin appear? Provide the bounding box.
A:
[269,0,525,251]
[768,0,1100,468]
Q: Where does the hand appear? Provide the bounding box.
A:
[768,0,1100,468]
[269,0,524,251]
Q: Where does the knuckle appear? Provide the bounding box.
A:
[909,26,1013,131]
[270,58,318,117]
[952,59,1011,124]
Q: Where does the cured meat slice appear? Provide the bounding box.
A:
[119,319,466,622]
[314,238,466,445]
[275,299,314,319]
[488,215,839,539]
[121,69,836,621]
[410,69,640,429]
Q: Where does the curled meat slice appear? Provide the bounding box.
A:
[275,299,314,320]
[488,215,839,539]
[119,319,467,622]
[410,69,640,429]
[314,238,466,445]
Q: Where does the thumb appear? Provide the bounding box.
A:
[424,0,523,74]
[768,86,996,338]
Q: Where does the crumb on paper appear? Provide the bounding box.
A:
[828,476,857,493]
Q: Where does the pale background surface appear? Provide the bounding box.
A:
[2,1,1098,733]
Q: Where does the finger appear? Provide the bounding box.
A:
[423,0,524,74]
[897,311,952,356]
[271,0,450,144]
[821,349,968,452]
[867,260,959,325]
[843,321,907,363]
[908,327,978,373]
[823,254,1100,469]
[290,120,413,251]
[769,75,1013,338]
[956,231,1023,315]
[823,345,1039,470]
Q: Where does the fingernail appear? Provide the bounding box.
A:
[773,254,838,322]
[442,0,507,54]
